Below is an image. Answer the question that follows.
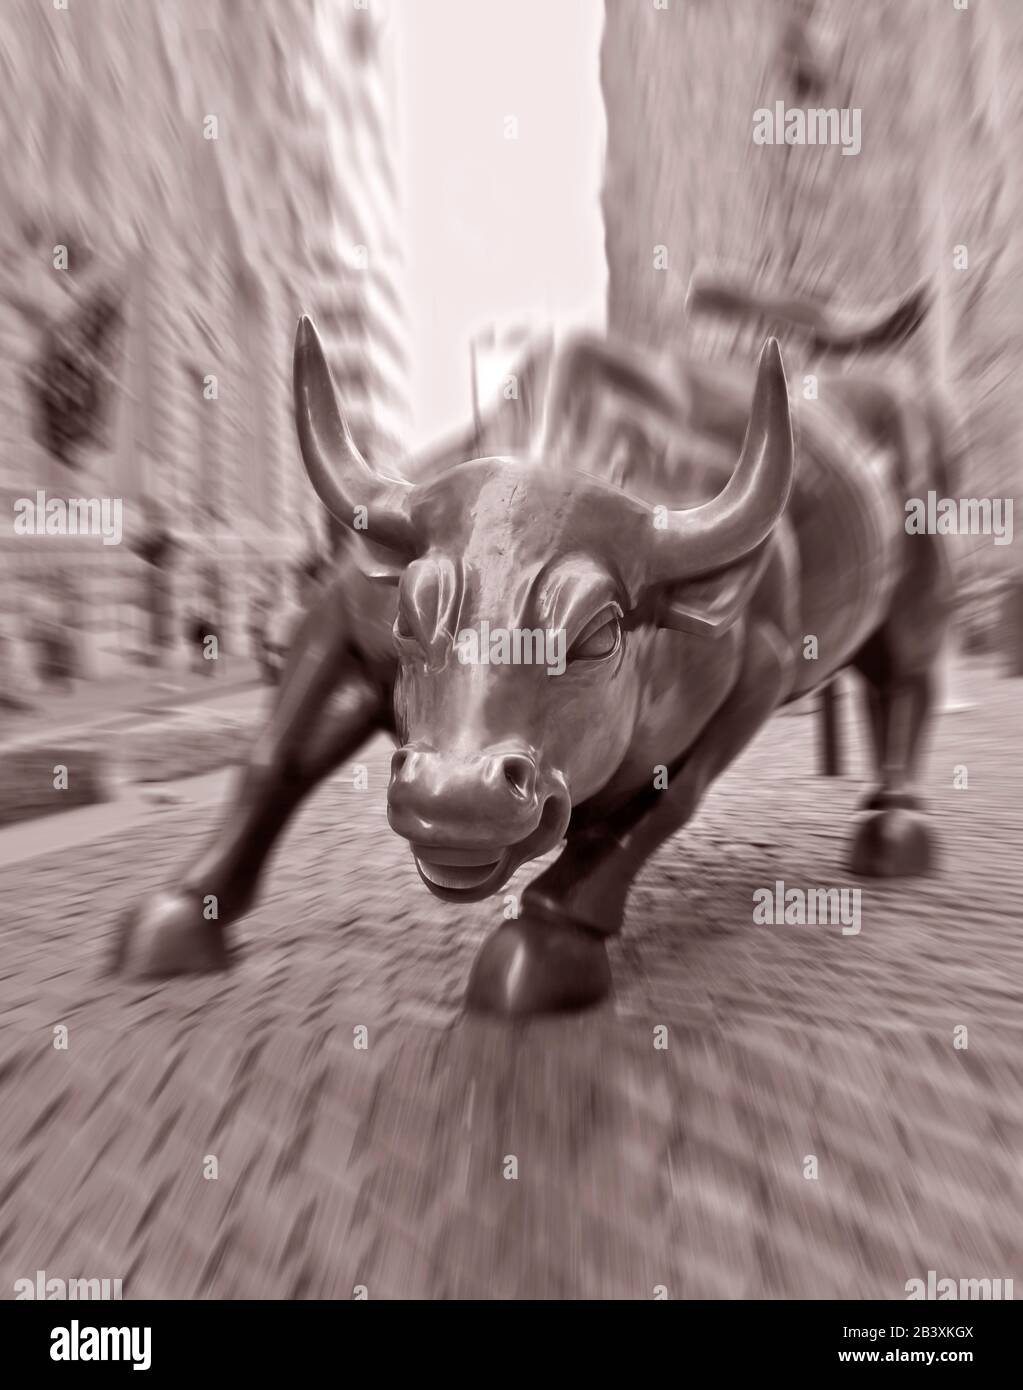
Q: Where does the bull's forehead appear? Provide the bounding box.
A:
[401,459,622,638]
[410,455,636,562]
[412,457,578,548]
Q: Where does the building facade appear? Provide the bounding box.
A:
[0,0,408,677]
[598,0,1023,571]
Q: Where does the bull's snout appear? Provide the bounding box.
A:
[388,747,540,841]
[387,746,571,899]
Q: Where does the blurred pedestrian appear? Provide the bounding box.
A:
[0,605,33,711]
[185,609,217,676]
[248,586,277,685]
[129,493,177,664]
[183,557,223,678]
[33,584,76,693]
[262,574,305,684]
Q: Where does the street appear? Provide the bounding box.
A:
[1,663,1020,1299]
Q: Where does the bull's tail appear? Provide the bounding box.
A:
[686,272,930,356]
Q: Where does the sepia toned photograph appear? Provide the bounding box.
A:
[0,0,1020,1357]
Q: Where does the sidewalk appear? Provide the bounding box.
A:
[0,658,268,828]
[1,654,265,742]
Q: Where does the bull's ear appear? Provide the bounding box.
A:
[655,540,771,637]
[349,535,408,585]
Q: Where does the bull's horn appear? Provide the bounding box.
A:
[293,315,416,553]
[650,337,793,582]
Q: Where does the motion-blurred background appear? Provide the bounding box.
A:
[0,0,1021,1301]
[1,0,1020,716]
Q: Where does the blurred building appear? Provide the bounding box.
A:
[0,0,408,677]
[601,0,949,359]
[599,0,1023,562]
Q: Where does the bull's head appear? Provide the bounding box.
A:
[294,318,792,901]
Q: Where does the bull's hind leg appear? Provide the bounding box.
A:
[113,575,391,978]
[466,620,793,1017]
[847,651,937,876]
[847,536,951,877]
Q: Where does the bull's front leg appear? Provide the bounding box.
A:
[465,622,794,1017]
[113,576,391,979]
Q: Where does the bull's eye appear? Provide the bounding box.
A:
[568,610,622,662]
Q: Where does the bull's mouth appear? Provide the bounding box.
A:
[413,845,510,895]
[399,783,572,903]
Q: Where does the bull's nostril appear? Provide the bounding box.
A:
[390,749,410,780]
[502,754,535,801]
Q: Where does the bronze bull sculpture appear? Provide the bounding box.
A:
[115,281,955,1016]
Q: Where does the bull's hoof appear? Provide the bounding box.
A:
[111,892,230,979]
[848,807,934,878]
[465,916,612,1019]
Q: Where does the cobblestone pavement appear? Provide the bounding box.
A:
[1,663,1020,1300]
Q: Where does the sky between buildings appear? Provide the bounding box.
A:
[392,0,607,448]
